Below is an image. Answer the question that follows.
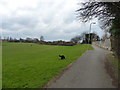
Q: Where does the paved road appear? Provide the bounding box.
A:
[48,45,116,88]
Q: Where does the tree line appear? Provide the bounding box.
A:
[1,32,100,46]
[1,36,76,46]
[1,36,44,43]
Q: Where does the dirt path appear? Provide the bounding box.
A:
[48,45,116,88]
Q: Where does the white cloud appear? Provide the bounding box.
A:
[0,0,104,41]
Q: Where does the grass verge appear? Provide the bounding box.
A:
[105,52,119,87]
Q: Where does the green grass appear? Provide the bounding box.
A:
[107,53,119,84]
[2,42,93,88]
[109,53,119,69]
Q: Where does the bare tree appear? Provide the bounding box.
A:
[76,1,120,34]
[40,36,44,41]
[71,35,82,43]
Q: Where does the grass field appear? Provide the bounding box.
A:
[2,42,93,88]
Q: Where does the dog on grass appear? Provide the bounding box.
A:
[59,55,66,60]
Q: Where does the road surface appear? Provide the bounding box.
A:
[48,45,116,88]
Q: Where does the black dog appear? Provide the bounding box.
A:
[59,55,66,60]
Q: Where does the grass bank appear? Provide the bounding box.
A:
[2,42,93,88]
[105,52,119,87]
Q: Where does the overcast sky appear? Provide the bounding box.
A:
[0,0,105,41]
